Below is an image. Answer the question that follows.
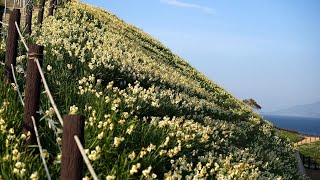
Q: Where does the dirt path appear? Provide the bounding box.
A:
[306,169,320,180]
[295,136,320,145]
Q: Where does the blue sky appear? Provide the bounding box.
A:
[81,0,320,112]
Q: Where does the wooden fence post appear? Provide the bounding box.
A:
[61,114,85,180]
[23,44,44,145]
[48,0,56,16]
[4,9,21,83]
[25,0,33,35]
[38,0,45,25]
[0,5,4,32]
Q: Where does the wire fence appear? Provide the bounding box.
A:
[295,136,320,145]
[1,1,98,179]
[300,154,319,170]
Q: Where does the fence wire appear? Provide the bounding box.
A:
[74,135,98,180]
[32,116,52,180]
[11,64,25,106]
[34,58,64,126]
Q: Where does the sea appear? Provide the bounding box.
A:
[262,114,320,136]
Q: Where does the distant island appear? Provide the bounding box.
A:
[265,101,320,118]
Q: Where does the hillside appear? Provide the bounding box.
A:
[0,1,307,179]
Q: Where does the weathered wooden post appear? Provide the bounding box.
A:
[0,5,4,32]
[23,44,44,145]
[25,0,33,34]
[48,0,56,16]
[4,9,21,83]
[61,114,85,180]
[38,0,46,25]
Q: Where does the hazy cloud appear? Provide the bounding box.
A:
[160,0,215,14]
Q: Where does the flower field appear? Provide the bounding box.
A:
[0,1,308,179]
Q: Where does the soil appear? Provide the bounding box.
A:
[306,169,320,180]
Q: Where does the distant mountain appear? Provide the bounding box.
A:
[267,101,320,118]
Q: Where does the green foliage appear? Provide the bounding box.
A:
[243,98,262,110]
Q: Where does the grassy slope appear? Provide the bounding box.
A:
[274,129,304,143]
[298,141,320,164]
[0,1,307,179]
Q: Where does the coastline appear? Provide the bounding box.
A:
[263,114,320,136]
[275,126,320,137]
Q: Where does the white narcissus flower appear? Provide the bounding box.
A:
[20,134,26,140]
[128,151,136,160]
[69,105,78,114]
[82,176,90,180]
[106,175,116,180]
[152,173,157,178]
[15,161,22,168]
[47,65,52,71]
[88,150,100,161]
[113,137,124,147]
[142,166,152,177]
[130,164,138,175]
[126,125,134,135]
[20,168,26,176]
[67,64,73,69]
[42,149,49,159]
[30,172,39,180]
[56,137,62,143]
[13,168,19,174]
[9,128,14,134]
[147,144,156,152]
[97,132,104,139]
[12,149,19,155]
